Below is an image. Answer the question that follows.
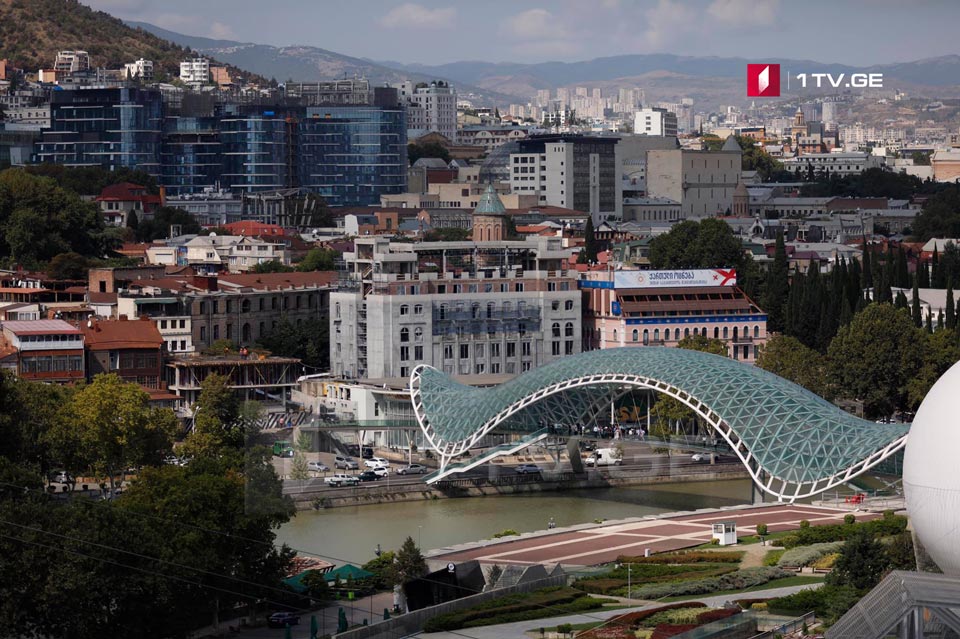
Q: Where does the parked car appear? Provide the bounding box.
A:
[162,455,180,466]
[307,461,329,473]
[335,455,359,470]
[325,473,359,487]
[364,457,389,469]
[361,447,374,459]
[267,612,300,628]
[358,470,380,482]
[691,453,712,462]
[48,470,73,483]
[371,466,389,478]
[396,464,427,475]
[515,464,541,475]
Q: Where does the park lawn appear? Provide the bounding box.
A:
[660,575,825,602]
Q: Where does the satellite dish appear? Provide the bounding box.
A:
[86,320,93,328]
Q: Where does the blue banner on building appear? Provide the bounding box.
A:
[612,301,621,316]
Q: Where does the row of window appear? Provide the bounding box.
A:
[443,342,532,359]
[199,294,317,315]
[21,355,83,374]
[612,324,763,344]
[438,361,529,376]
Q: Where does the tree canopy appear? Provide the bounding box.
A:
[648,218,748,271]
[135,206,202,242]
[408,142,450,165]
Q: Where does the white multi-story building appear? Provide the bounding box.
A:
[508,134,619,222]
[145,234,288,274]
[179,58,210,86]
[634,107,678,137]
[782,152,885,176]
[396,80,457,141]
[2,105,50,127]
[54,51,90,74]
[330,192,582,380]
[124,58,154,82]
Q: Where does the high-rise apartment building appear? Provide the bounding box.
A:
[634,107,678,137]
[179,58,210,87]
[124,58,154,82]
[395,80,457,141]
[54,51,90,74]
[508,134,618,221]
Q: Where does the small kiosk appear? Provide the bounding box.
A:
[712,521,738,546]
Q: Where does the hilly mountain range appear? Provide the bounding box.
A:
[127,21,517,104]
[0,0,265,85]
[125,21,960,108]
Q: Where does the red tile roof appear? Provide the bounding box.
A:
[81,318,163,350]
[222,221,287,236]
[218,271,338,290]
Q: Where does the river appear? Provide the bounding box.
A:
[275,478,754,565]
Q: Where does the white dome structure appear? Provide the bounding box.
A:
[904,360,960,575]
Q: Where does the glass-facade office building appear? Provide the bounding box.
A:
[35,87,163,175]
[33,88,408,206]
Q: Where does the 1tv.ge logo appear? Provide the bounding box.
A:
[747,64,780,97]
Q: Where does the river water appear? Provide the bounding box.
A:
[275,478,754,565]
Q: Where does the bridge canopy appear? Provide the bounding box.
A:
[410,347,909,499]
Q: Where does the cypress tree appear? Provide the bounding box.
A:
[861,238,873,289]
[933,246,943,288]
[947,284,956,330]
[894,290,909,310]
[938,309,945,330]
[895,247,910,288]
[761,231,789,333]
[840,294,853,326]
[582,216,598,264]
[926,311,933,333]
[912,276,923,327]
[919,261,930,288]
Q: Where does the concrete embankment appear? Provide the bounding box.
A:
[286,464,749,510]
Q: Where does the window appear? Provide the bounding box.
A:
[414,304,423,315]
[643,329,649,345]
[507,342,516,357]
[518,322,527,336]
[632,329,639,342]
[415,327,423,342]
[491,343,501,357]
[714,327,719,339]
[400,346,410,361]
[551,300,560,311]
[552,322,561,338]
[213,325,219,340]
[460,344,469,359]
[475,344,484,357]
[552,342,561,355]
[684,328,690,338]
[754,325,760,338]
[723,326,729,339]
[492,362,501,374]
[400,304,409,316]
[487,302,496,318]
[565,322,574,337]
[522,361,531,372]
[415,345,423,359]
[439,304,448,320]
[200,326,206,342]
[565,340,574,355]
[400,328,410,342]
[400,366,409,377]
[522,342,531,357]
[515,283,524,292]
[565,300,574,311]
[613,329,617,342]
[654,328,660,341]
[444,345,453,359]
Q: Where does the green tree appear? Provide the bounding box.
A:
[362,550,397,590]
[676,334,727,356]
[301,570,333,601]
[756,335,830,398]
[581,217,598,264]
[184,373,246,454]
[251,259,295,273]
[135,206,202,242]
[257,317,329,370]
[290,452,309,481]
[762,232,789,333]
[407,142,450,165]
[827,304,924,417]
[649,218,745,270]
[912,151,931,166]
[47,251,90,280]
[911,276,922,327]
[296,247,339,271]
[386,536,427,586]
[947,284,956,330]
[906,328,960,410]
[827,528,888,590]
[46,374,177,490]
[425,227,471,242]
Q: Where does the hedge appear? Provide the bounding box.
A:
[627,566,793,600]
[762,549,785,566]
[422,587,610,632]
[776,541,844,568]
[651,624,698,639]
[777,514,907,549]
[575,564,738,595]
[617,550,744,564]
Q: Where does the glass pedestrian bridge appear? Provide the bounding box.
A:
[410,347,909,501]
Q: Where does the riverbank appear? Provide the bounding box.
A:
[285,464,750,510]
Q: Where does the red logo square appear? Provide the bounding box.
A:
[747,64,780,97]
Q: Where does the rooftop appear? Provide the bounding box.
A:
[1,319,81,335]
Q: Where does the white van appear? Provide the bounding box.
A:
[585,448,623,467]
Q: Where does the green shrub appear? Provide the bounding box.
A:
[779,515,908,549]
[799,520,810,529]
[844,514,856,525]
[640,607,709,627]
[767,584,862,621]
[763,549,785,566]
[422,587,609,632]
[776,542,844,568]
[756,523,768,536]
[628,567,792,600]
[575,563,738,595]
[492,529,519,538]
[617,550,743,564]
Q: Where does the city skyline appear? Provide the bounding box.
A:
[85,0,960,67]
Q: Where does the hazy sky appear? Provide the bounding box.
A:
[85,0,960,66]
